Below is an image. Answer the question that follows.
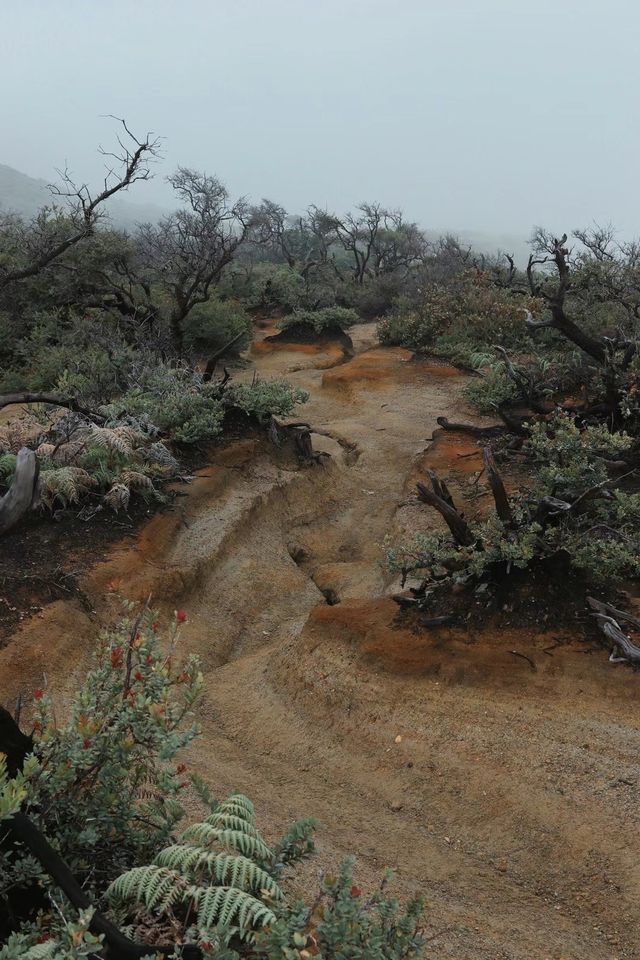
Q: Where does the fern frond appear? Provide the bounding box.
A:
[0,452,17,483]
[118,469,155,490]
[38,466,96,509]
[181,824,273,863]
[35,442,56,460]
[156,845,282,899]
[204,813,262,835]
[107,865,189,913]
[104,482,130,512]
[89,425,141,456]
[134,441,180,474]
[211,794,256,826]
[193,885,276,936]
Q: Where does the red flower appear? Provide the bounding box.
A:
[33,688,44,700]
[145,655,154,665]
[350,885,362,898]
[110,646,123,668]
[83,738,92,749]
[134,670,143,682]
[175,609,188,623]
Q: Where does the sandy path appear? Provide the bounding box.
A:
[1,322,639,958]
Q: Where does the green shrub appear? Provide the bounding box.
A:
[224,379,309,422]
[182,298,252,356]
[6,313,135,405]
[462,366,519,413]
[388,416,640,588]
[1,608,202,916]
[378,273,538,361]
[259,859,424,960]
[119,365,226,443]
[2,610,425,958]
[278,306,358,334]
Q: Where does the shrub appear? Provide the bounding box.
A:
[224,379,309,422]
[14,608,203,889]
[118,365,226,444]
[278,306,358,335]
[388,416,640,588]
[462,366,519,413]
[3,313,135,406]
[182,299,252,356]
[378,273,538,363]
[259,859,424,960]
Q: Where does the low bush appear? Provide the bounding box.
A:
[224,378,309,423]
[182,298,252,357]
[377,272,539,366]
[278,306,358,335]
[388,416,640,588]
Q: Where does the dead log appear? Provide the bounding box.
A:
[436,416,503,438]
[587,596,640,630]
[482,447,513,524]
[0,448,39,536]
[416,480,476,546]
[587,597,640,664]
[271,417,359,458]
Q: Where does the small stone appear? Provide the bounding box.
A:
[390,800,403,812]
[394,735,403,744]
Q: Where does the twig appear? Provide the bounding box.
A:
[509,650,536,670]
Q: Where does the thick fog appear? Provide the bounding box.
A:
[1,0,638,239]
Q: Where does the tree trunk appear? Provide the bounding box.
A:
[0,448,39,536]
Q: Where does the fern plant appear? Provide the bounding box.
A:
[107,794,315,947]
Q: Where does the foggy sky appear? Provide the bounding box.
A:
[1,0,639,240]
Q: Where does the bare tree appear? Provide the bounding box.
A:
[0,119,161,290]
[525,230,607,363]
[137,168,252,348]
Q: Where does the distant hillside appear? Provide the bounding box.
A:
[0,162,166,230]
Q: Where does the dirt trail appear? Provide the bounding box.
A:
[2,322,640,959]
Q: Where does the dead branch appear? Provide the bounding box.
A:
[436,416,504,438]
[201,329,247,381]
[587,597,640,664]
[0,392,104,422]
[415,480,476,546]
[482,447,513,524]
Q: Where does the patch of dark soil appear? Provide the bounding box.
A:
[0,495,158,646]
[398,554,605,642]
